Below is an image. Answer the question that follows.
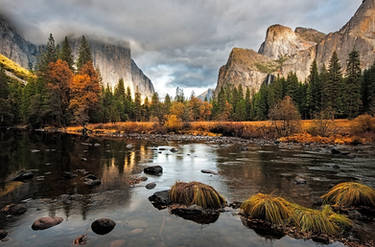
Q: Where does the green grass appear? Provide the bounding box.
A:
[0,53,35,81]
[321,182,375,208]
[169,182,226,209]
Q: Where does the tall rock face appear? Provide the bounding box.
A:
[0,17,155,98]
[70,38,154,98]
[216,0,375,96]
[0,16,40,70]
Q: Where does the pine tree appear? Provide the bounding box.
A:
[134,87,142,121]
[38,33,58,74]
[60,36,74,71]
[344,50,362,118]
[306,60,322,117]
[362,61,375,113]
[114,78,126,100]
[245,87,251,120]
[324,51,343,116]
[175,87,185,102]
[77,36,92,71]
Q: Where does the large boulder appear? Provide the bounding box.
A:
[170,205,220,224]
[91,218,116,235]
[31,216,63,230]
[144,166,163,176]
[13,171,34,181]
[148,190,171,209]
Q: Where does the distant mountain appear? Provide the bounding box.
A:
[197,89,214,101]
[215,0,375,95]
[0,16,155,98]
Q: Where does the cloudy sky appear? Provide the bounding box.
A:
[0,0,362,97]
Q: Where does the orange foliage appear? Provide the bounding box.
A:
[69,62,101,124]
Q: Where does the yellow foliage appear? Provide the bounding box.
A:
[0,53,35,81]
[164,114,183,131]
[321,182,375,208]
[169,182,226,209]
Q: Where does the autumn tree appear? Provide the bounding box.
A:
[69,61,101,125]
[46,59,73,126]
[269,96,301,136]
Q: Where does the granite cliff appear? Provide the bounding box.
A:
[216,0,375,95]
[0,17,154,98]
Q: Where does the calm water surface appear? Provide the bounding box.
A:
[0,131,374,247]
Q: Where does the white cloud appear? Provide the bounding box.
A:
[0,0,362,96]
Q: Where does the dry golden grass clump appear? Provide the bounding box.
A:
[240,193,291,225]
[291,205,351,235]
[169,182,226,209]
[240,193,351,235]
[321,182,375,208]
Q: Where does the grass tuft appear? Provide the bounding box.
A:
[169,182,226,209]
[240,193,291,225]
[321,182,375,208]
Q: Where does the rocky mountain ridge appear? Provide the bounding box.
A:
[0,17,155,98]
[216,0,375,96]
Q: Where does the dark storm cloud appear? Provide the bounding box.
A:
[0,0,362,96]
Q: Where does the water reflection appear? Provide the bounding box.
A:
[0,131,374,246]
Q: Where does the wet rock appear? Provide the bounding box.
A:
[126,144,133,149]
[31,149,40,153]
[44,172,52,175]
[83,178,101,186]
[145,182,156,190]
[144,166,163,176]
[1,204,27,216]
[91,218,116,235]
[148,190,171,209]
[241,217,285,239]
[85,174,98,180]
[170,148,178,153]
[81,157,88,161]
[332,165,340,169]
[32,216,63,230]
[73,234,88,245]
[331,148,341,155]
[94,143,101,147]
[158,147,167,151]
[201,169,218,175]
[45,163,52,166]
[63,172,77,179]
[36,176,45,181]
[170,205,220,224]
[229,201,242,209]
[312,234,329,244]
[13,171,34,181]
[0,230,7,240]
[294,177,307,184]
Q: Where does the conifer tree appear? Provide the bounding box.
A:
[306,60,322,117]
[60,36,74,71]
[344,49,362,118]
[134,87,142,121]
[362,61,375,113]
[324,51,343,116]
[77,36,92,71]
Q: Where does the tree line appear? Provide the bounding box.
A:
[1,35,375,128]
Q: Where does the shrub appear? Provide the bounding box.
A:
[321,182,375,208]
[240,193,291,225]
[350,114,375,135]
[169,182,226,209]
[164,114,183,132]
[269,96,301,137]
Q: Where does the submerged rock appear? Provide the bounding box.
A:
[13,171,34,181]
[32,216,63,230]
[63,172,77,179]
[84,178,101,186]
[170,148,178,153]
[148,190,171,209]
[201,169,218,175]
[1,204,27,216]
[0,230,7,240]
[91,218,116,235]
[144,166,163,176]
[241,217,285,239]
[170,205,220,224]
[294,177,307,185]
[145,182,156,190]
